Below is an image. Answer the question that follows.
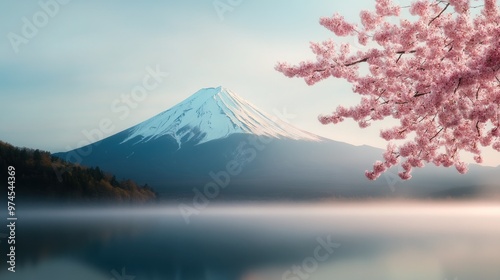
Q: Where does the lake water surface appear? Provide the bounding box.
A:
[1,202,499,280]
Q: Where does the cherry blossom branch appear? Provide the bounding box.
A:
[276,0,500,180]
[428,3,449,25]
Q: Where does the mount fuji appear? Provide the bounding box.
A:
[54,87,498,201]
[120,86,322,148]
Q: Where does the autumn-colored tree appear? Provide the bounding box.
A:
[276,0,500,180]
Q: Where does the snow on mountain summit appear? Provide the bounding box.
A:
[121,86,323,147]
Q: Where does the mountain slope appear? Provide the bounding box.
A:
[121,86,322,148]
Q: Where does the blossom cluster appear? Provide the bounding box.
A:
[276,0,500,180]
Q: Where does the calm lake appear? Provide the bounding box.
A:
[1,202,499,280]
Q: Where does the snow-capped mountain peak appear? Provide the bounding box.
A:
[120,86,323,147]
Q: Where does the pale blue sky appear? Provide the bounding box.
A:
[1,0,498,166]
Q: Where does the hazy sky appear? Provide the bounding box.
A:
[1,0,499,167]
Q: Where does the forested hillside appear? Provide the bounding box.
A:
[0,141,157,204]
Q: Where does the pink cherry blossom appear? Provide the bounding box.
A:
[276,0,500,180]
[320,14,356,36]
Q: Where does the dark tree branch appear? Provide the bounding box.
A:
[428,3,450,26]
[454,78,462,94]
[430,127,444,141]
[414,92,431,97]
[345,57,369,66]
